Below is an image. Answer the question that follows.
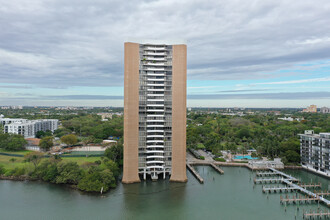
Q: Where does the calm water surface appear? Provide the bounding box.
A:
[1,167,329,220]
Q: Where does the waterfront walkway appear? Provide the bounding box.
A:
[186,152,225,183]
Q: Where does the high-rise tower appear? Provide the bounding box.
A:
[122,41,187,183]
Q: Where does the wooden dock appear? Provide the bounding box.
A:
[315,190,330,196]
[186,164,204,184]
[299,183,322,188]
[263,186,299,193]
[254,168,330,207]
[269,168,299,182]
[303,209,330,219]
[210,163,224,174]
[254,177,284,184]
[280,195,320,204]
[256,172,278,177]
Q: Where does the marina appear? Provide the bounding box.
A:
[0,166,329,219]
[254,168,330,207]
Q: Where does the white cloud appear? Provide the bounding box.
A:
[0,0,330,106]
[253,77,330,85]
[289,37,330,45]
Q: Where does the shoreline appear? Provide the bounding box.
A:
[0,175,112,194]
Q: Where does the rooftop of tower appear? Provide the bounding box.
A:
[125,39,186,45]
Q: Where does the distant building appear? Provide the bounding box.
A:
[278,117,303,122]
[25,138,41,151]
[102,139,117,146]
[2,118,58,138]
[248,158,284,169]
[0,118,27,126]
[0,106,22,110]
[299,130,330,176]
[320,107,330,114]
[302,105,317,113]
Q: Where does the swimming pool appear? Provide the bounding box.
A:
[234,155,258,160]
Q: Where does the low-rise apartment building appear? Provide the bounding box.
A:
[1,118,58,138]
[299,130,330,177]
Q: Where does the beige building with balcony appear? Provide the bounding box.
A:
[302,105,317,113]
[122,40,187,183]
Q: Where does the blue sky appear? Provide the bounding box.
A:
[0,0,330,108]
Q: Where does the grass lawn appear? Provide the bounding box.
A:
[0,151,102,171]
[61,156,102,165]
[0,155,27,169]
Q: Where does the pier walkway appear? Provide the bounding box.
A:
[269,168,299,182]
[210,163,224,174]
[254,168,330,207]
[263,186,299,193]
[283,179,330,207]
[186,163,204,183]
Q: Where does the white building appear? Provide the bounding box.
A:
[278,117,303,122]
[248,158,284,169]
[299,130,330,177]
[0,118,27,126]
[320,107,330,114]
[2,118,58,138]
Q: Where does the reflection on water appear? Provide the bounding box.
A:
[0,167,329,220]
[122,178,187,219]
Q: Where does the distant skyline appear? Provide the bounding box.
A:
[1,0,330,107]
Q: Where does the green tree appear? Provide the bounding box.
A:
[36,131,46,138]
[60,134,78,146]
[104,144,123,164]
[34,160,59,182]
[25,152,44,169]
[39,136,54,151]
[284,150,300,164]
[0,133,27,151]
[78,167,116,193]
[55,162,82,184]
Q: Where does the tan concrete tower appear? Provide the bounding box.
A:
[122,41,187,183]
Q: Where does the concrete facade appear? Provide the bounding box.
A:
[299,130,330,176]
[122,42,141,183]
[2,118,59,138]
[122,41,187,183]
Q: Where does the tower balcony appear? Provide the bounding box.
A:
[146,150,164,154]
[146,165,164,169]
[144,67,165,71]
[147,129,164,133]
[144,46,166,51]
[147,73,165,76]
[144,52,166,56]
[146,104,164,107]
[146,155,164,159]
[147,83,164,87]
[147,94,164,96]
[147,115,164,117]
[146,120,165,123]
[147,135,164,138]
[147,124,164,127]
[144,62,165,66]
[147,88,165,91]
[146,145,164,148]
[147,78,164,81]
[147,140,164,143]
[146,161,165,164]
[145,57,165,61]
[147,109,164,112]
